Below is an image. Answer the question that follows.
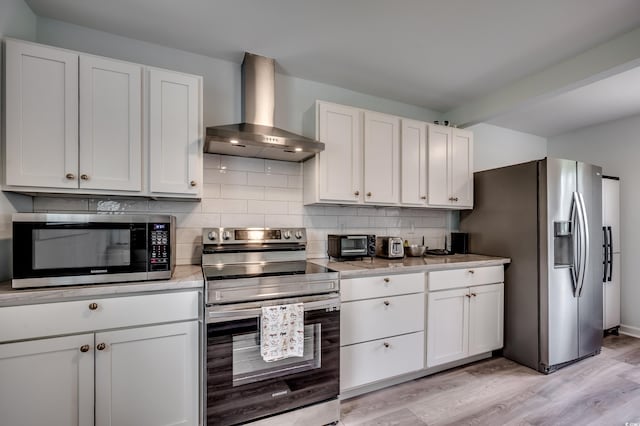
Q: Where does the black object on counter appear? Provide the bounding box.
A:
[451,232,469,254]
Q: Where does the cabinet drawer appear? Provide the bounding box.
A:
[341,273,424,302]
[340,331,424,391]
[0,291,199,342]
[428,266,503,291]
[341,293,424,345]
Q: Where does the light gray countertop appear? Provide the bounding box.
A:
[309,254,510,278]
[0,265,203,307]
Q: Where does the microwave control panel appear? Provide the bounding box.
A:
[149,223,170,269]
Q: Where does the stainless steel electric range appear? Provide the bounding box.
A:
[202,227,340,426]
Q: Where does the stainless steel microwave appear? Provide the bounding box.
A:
[12,213,175,289]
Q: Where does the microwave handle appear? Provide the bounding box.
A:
[206,294,340,323]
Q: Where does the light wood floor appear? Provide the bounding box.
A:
[339,334,640,425]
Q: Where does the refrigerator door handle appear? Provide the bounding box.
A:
[607,226,613,282]
[602,226,609,283]
[576,192,589,297]
[570,192,580,295]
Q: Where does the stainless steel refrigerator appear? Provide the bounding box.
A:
[460,158,603,373]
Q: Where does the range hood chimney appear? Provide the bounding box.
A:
[205,52,324,162]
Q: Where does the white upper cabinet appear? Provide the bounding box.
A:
[148,69,202,197]
[317,101,362,203]
[363,112,400,204]
[79,56,142,191]
[3,39,203,199]
[305,101,473,209]
[400,119,427,206]
[426,124,474,209]
[5,39,79,189]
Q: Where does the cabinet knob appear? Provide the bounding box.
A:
[88,302,98,310]
[366,192,372,197]
[383,300,390,306]
[421,196,427,200]
[80,174,89,180]
[80,345,90,353]
[354,190,360,196]
[383,342,390,348]
[96,343,106,351]
[454,197,459,202]
[190,180,197,187]
[383,277,390,283]
[465,294,471,298]
[468,270,475,274]
[471,293,477,297]
[65,173,75,180]
[449,197,455,201]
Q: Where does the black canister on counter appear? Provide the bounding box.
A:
[450,232,469,254]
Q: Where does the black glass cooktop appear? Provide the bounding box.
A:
[203,261,333,280]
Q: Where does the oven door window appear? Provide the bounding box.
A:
[341,236,366,255]
[232,324,320,387]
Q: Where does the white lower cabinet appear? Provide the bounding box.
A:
[0,334,95,426]
[341,332,425,390]
[426,267,504,368]
[0,291,199,426]
[340,273,425,392]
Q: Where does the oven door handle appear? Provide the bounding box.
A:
[206,294,341,323]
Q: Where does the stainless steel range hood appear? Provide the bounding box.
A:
[205,53,324,162]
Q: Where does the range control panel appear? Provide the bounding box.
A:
[149,223,170,270]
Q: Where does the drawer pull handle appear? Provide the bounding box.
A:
[468,270,475,274]
[80,345,90,353]
[383,300,390,306]
[383,342,390,348]
[383,278,390,283]
[96,343,106,351]
[88,303,98,310]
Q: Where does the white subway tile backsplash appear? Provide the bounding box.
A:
[265,187,302,202]
[203,184,221,198]
[220,213,265,228]
[31,155,451,265]
[247,172,287,188]
[247,200,289,214]
[204,169,248,185]
[265,160,301,176]
[287,175,303,189]
[265,214,304,228]
[221,184,265,200]
[220,156,265,172]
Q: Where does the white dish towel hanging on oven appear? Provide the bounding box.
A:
[261,303,304,362]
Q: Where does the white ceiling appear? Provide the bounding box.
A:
[24,0,640,137]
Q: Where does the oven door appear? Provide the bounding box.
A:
[340,235,368,257]
[206,294,340,426]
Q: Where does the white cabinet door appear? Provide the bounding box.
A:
[317,102,362,202]
[604,252,621,330]
[0,334,94,426]
[468,283,504,356]
[426,287,469,367]
[401,119,427,205]
[79,56,142,191]
[149,69,202,196]
[450,128,473,207]
[95,321,198,426]
[426,124,451,206]
[5,40,79,188]
[363,112,400,204]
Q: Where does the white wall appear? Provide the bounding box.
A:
[548,113,640,333]
[466,123,547,171]
[0,0,37,280]
[35,17,440,139]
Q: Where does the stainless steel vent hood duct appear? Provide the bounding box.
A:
[205,52,324,162]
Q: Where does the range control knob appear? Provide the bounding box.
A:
[294,230,303,240]
[222,231,231,241]
[283,231,291,240]
[207,231,217,241]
